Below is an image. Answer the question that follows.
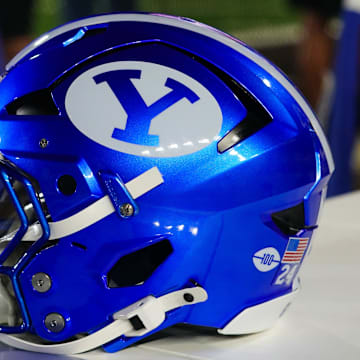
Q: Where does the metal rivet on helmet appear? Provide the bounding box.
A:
[39,138,49,148]
[119,203,134,218]
[32,273,52,293]
[44,313,65,333]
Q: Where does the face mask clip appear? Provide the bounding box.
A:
[99,171,139,219]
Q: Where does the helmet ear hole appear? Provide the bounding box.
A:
[107,239,173,288]
[57,175,77,196]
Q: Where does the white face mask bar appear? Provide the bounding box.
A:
[0,286,208,354]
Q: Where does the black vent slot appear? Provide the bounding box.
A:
[82,26,107,38]
[160,42,273,154]
[217,85,272,153]
[271,202,317,236]
[160,43,272,153]
[63,26,108,47]
[6,89,59,115]
[107,240,173,288]
[157,43,273,153]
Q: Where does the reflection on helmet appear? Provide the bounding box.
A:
[0,13,333,355]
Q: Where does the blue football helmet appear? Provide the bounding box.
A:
[0,13,333,354]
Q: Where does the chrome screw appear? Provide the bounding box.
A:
[120,203,134,217]
[39,138,49,148]
[32,273,52,293]
[45,313,65,333]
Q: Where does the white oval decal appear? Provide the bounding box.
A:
[252,247,281,272]
[65,61,223,157]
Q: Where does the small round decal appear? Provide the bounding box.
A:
[252,247,281,272]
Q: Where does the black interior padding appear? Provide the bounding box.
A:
[271,202,317,236]
[6,89,59,115]
[217,86,273,153]
[82,26,107,38]
[107,239,173,288]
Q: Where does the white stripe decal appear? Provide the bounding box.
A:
[20,166,163,241]
[49,196,114,240]
[125,166,163,199]
[49,167,163,239]
[6,13,334,173]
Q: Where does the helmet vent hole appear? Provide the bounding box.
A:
[71,242,87,251]
[154,43,272,153]
[57,175,77,196]
[217,87,272,153]
[271,202,315,236]
[107,239,173,288]
[6,89,59,115]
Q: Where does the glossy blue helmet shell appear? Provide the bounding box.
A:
[0,13,333,354]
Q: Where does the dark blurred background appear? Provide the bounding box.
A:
[1,0,312,80]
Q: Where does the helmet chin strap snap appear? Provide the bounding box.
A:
[0,286,208,355]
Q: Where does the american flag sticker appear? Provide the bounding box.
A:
[281,237,309,263]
